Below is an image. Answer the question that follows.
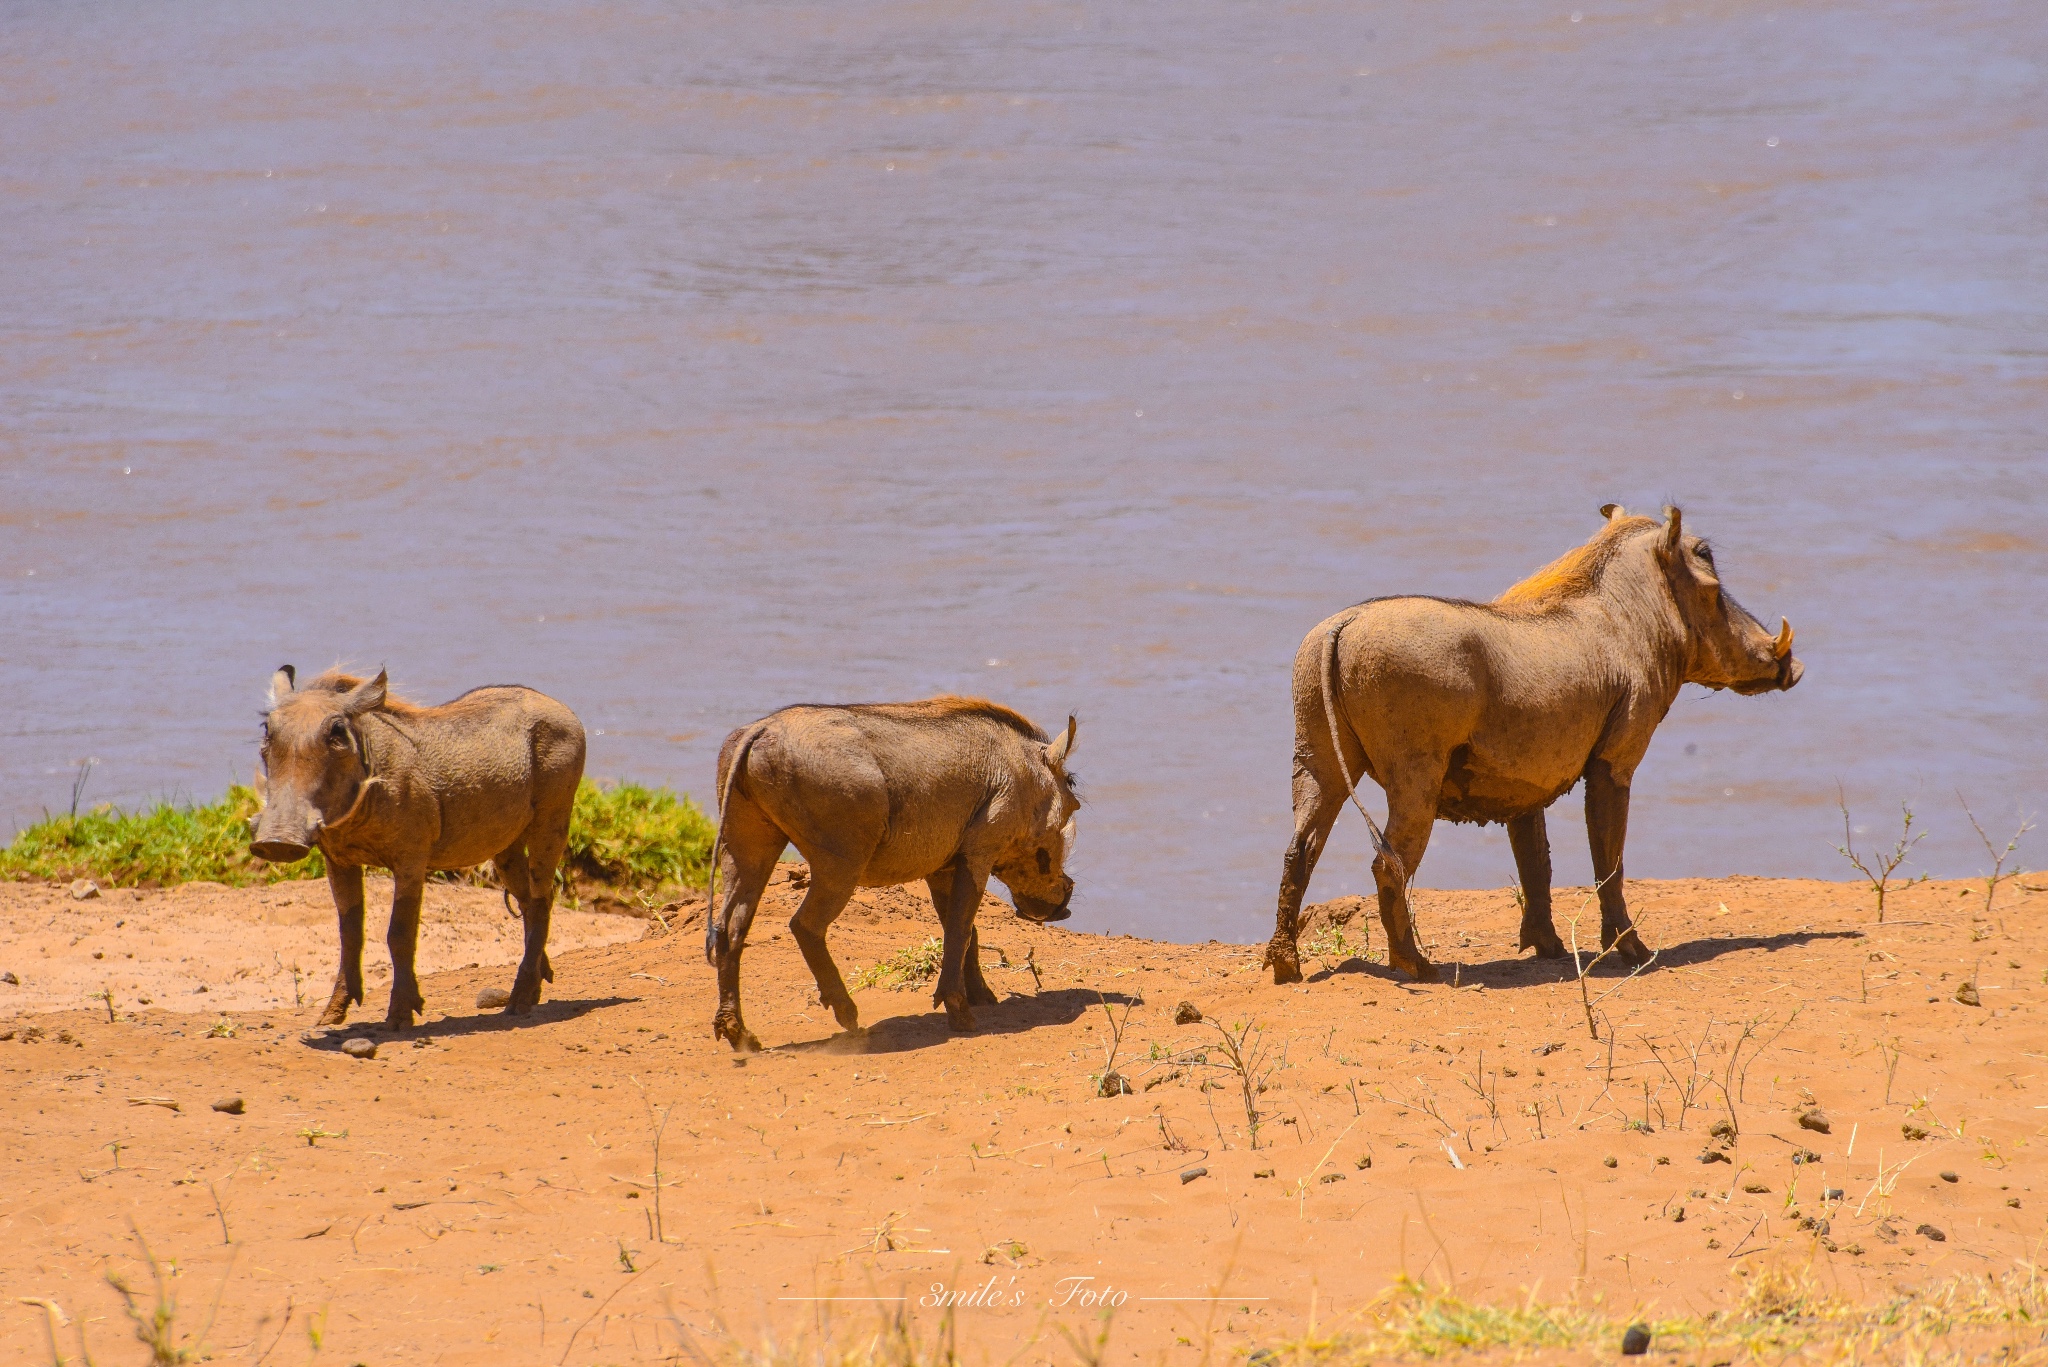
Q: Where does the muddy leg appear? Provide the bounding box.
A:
[1373,783,1440,983]
[318,863,366,1026]
[1267,758,1346,985]
[506,815,571,1014]
[931,854,989,1032]
[925,869,999,1008]
[788,868,861,1034]
[1507,812,1566,958]
[1584,759,1651,967]
[384,865,428,1030]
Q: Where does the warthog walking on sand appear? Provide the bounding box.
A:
[250,667,586,1028]
[1266,505,1802,984]
[705,697,1080,1051]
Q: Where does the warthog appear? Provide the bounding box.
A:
[250,667,586,1028]
[1265,505,1802,984]
[704,696,1080,1051]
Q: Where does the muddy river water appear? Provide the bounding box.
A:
[3,0,2043,940]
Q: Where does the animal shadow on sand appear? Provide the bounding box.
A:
[298,996,634,1050]
[1308,927,1864,992]
[772,987,1133,1057]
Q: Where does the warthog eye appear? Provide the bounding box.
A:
[1036,848,1052,875]
[326,720,350,747]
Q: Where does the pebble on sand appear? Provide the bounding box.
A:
[1798,1108,1831,1133]
[212,1097,245,1115]
[1621,1324,1652,1356]
[1174,1000,1203,1025]
[341,1038,378,1060]
[1916,1223,1947,1242]
[477,986,512,1010]
[69,879,100,901]
[1954,982,1981,1007]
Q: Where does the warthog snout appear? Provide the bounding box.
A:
[250,837,314,864]
[1012,877,1074,923]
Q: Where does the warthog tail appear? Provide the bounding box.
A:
[705,721,770,965]
[1321,617,1401,877]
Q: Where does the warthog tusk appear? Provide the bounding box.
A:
[1773,618,1794,658]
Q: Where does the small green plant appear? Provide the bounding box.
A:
[296,1125,347,1147]
[0,785,320,887]
[205,1016,238,1039]
[1301,922,1359,973]
[1831,788,1924,923]
[850,937,945,991]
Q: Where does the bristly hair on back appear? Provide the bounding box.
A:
[1493,513,1660,610]
[841,695,1051,743]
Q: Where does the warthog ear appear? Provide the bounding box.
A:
[341,669,388,716]
[1662,505,1684,552]
[1600,503,1626,521]
[1047,714,1078,770]
[268,664,296,707]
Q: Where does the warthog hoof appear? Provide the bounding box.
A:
[1521,929,1568,959]
[830,998,861,1033]
[941,993,977,1033]
[1607,932,1654,969]
[1265,945,1304,986]
[1392,954,1440,984]
[508,975,543,1015]
[713,1013,761,1053]
[966,979,1000,1008]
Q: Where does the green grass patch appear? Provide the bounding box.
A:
[0,785,320,887]
[850,937,945,991]
[563,780,716,896]
[0,778,716,896]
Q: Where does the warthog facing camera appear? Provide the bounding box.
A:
[250,667,585,1029]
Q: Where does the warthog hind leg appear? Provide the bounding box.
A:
[1507,812,1567,958]
[789,867,862,1034]
[383,867,429,1030]
[498,834,563,1015]
[708,823,781,1052]
[1267,752,1346,985]
[1375,779,1440,983]
[318,865,368,1026]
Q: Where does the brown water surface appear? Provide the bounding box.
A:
[2,0,2043,939]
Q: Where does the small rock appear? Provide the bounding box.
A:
[69,879,100,901]
[194,984,208,993]
[1743,1181,1772,1194]
[1939,1171,1958,1183]
[2008,1198,2021,1209]
[1248,1351,1275,1367]
[1319,1172,1345,1184]
[1708,1118,1736,1142]
[1098,1070,1131,1097]
[1173,1001,1202,1025]
[1845,1242,1865,1255]
[1602,1156,1618,1169]
[1354,1154,1372,1170]
[1916,1223,1946,1242]
[1699,1149,1731,1165]
[340,1038,378,1060]
[1532,1042,1564,1056]
[1954,982,1981,1007]
[1791,1148,1821,1165]
[1655,1156,1670,1166]
[1823,1187,1844,1201]
[1812,1218,1831,1237]
[1180,1166,1208,1185]
[1902,1122,1930,1141]
[211,1097,245,1115]
[1798,1109,1831,1134]
[1253,1168,1274,1179]
[1621,1324,1651,1356]
[1669,1206,1685,1223]
[476,986,512,1010]
[1,971,18,985]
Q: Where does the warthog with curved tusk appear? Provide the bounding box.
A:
[1266,505,1802,985]
[704,696,1080,1051]
[250,666,586,1029]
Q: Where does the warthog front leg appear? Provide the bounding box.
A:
[318,863,367,1027]
[931,854,990,1032]
[928,868,1000,1008]
[1584,760,1653,968]
[383,866,429,1030]
[1507,812,1567,959]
